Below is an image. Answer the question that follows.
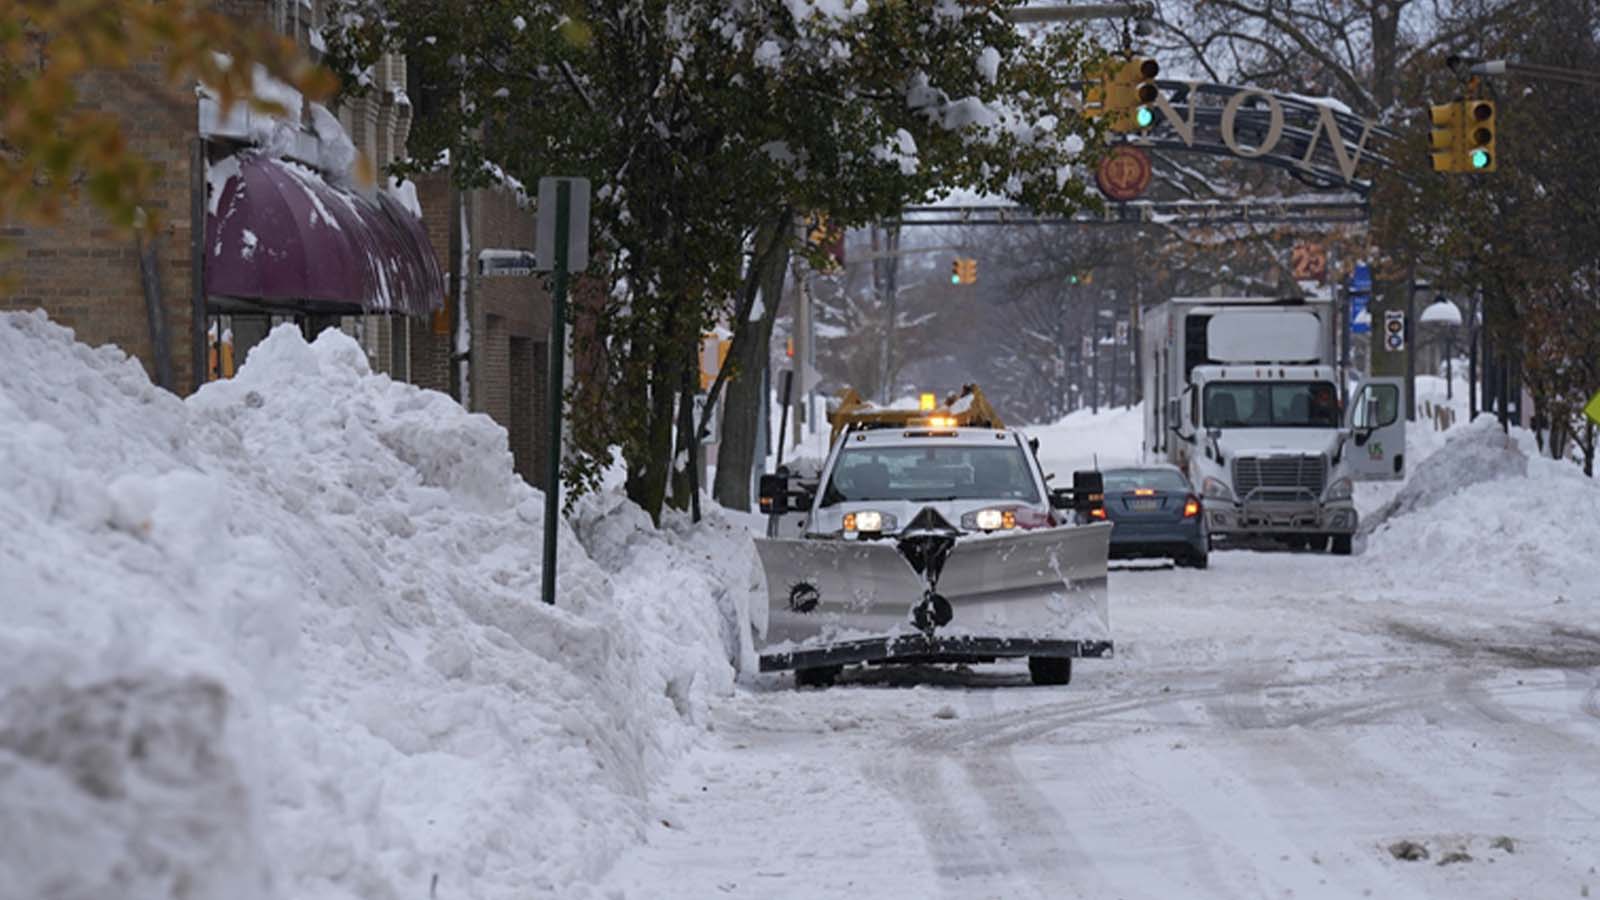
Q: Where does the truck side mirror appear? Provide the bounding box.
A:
[1049,487,1073,510]
[1071,470,1104,514]
[758,473,791,515]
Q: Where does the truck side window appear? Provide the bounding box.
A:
[1354,384,1400,428]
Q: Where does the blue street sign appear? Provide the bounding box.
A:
[1348,263,1372,334]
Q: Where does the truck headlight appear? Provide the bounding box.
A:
[843,510,895,533]
[1324,477,1353,502]
[1201,477,1234,502]
[961,508,1017,531]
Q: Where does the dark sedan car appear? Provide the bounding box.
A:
[1091,466,1209,568]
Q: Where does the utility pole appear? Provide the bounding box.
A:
[1091,293,1101,415]
[877,225,901,404]
[1130,279,1142,408]
[1110,290,1121,410]
[1406,273,1419,422]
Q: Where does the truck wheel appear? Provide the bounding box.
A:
[1331,534,1353,556]
[795,665,841,688]
[1188,549,1210,570]
[1028,657,1072,686]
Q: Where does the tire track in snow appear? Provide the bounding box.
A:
[951,691,1112,900]
[859,729,1035,898]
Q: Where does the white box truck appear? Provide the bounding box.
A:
[1141,296,1406,555]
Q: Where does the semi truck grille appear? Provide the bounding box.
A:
[1233,455,1327,497]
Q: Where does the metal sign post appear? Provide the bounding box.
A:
[537,177,591,606]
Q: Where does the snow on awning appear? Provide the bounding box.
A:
[205,154,444,317]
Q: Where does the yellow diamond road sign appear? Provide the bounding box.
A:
[1585,389,1600,427]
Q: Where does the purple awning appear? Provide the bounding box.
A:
[205,155,444,317]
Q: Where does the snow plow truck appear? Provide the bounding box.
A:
[755,385,1113,687]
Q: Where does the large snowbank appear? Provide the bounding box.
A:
[1360,415,1600,605]
[0,311,754,900]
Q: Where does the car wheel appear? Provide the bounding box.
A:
[1189,549,1210,570]
[795,665,841,688]
[1331,534,1353,556]
[1028,656,1072,686]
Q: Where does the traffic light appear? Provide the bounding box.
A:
[1082,59,1108,119]
[1465,99,1495,171]
[1090,56,1160,133]
[950,257,977,285]
[1429,101,1461,172]
[951,258,962,284]
[1430,99,1496,173]
[1125,56,1160,131]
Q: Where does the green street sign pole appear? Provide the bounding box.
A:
[541,181,571,606]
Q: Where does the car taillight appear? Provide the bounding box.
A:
[1090,507,1106,520]
[1183,495,1200,518]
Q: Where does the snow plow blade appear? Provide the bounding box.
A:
[754,523,1112,670]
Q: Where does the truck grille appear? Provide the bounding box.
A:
[1233,454,1327,497]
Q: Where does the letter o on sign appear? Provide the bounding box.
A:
[1220,88,1286,159]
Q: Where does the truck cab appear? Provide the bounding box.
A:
[1170,363,1358,553]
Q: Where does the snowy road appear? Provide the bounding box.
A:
[604,550,1600,899]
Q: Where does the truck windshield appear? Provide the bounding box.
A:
[1203,381,1340,428]
[820,445,1040,506]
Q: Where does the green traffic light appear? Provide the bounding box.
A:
[1068,274,1079,285]
[1470,149,1490,169]
[1135,106,1154,128]
[951,274,961,284]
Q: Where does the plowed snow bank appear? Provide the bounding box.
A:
[0,311,753,900]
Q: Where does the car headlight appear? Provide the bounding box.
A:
[1201,477,1234,502]
[960,508,1017,531]
[843,510,896,533]
[1324,477,1353,502]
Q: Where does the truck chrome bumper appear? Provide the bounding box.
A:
[1207,499,1357,535]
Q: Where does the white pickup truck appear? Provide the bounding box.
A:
[754,387,1111,687]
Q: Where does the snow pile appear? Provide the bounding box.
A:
[1361,415,1600,606]
[1361,414,1526,534]
[0,311,750,900]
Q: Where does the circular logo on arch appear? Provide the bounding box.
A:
[1096,146,1152,201]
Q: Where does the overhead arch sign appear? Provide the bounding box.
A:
[1109,81,1399,194]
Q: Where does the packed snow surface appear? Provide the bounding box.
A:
[0,311,757,900]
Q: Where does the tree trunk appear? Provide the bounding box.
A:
[625,348,681,525]
[669,356,698,515]
[714,222,792,511]
[1584,422,1595,477]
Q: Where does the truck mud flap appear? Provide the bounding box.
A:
[754,522,1111,659]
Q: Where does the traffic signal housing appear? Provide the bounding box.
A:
[1430,99,1496,173]
[951,257,977,285]
[1465,99,1495,171]
[1429,100,1462,172]
[1082,60,1107,119]
[1125,56,1160,131]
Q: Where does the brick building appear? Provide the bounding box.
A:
[2,0,561,488]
